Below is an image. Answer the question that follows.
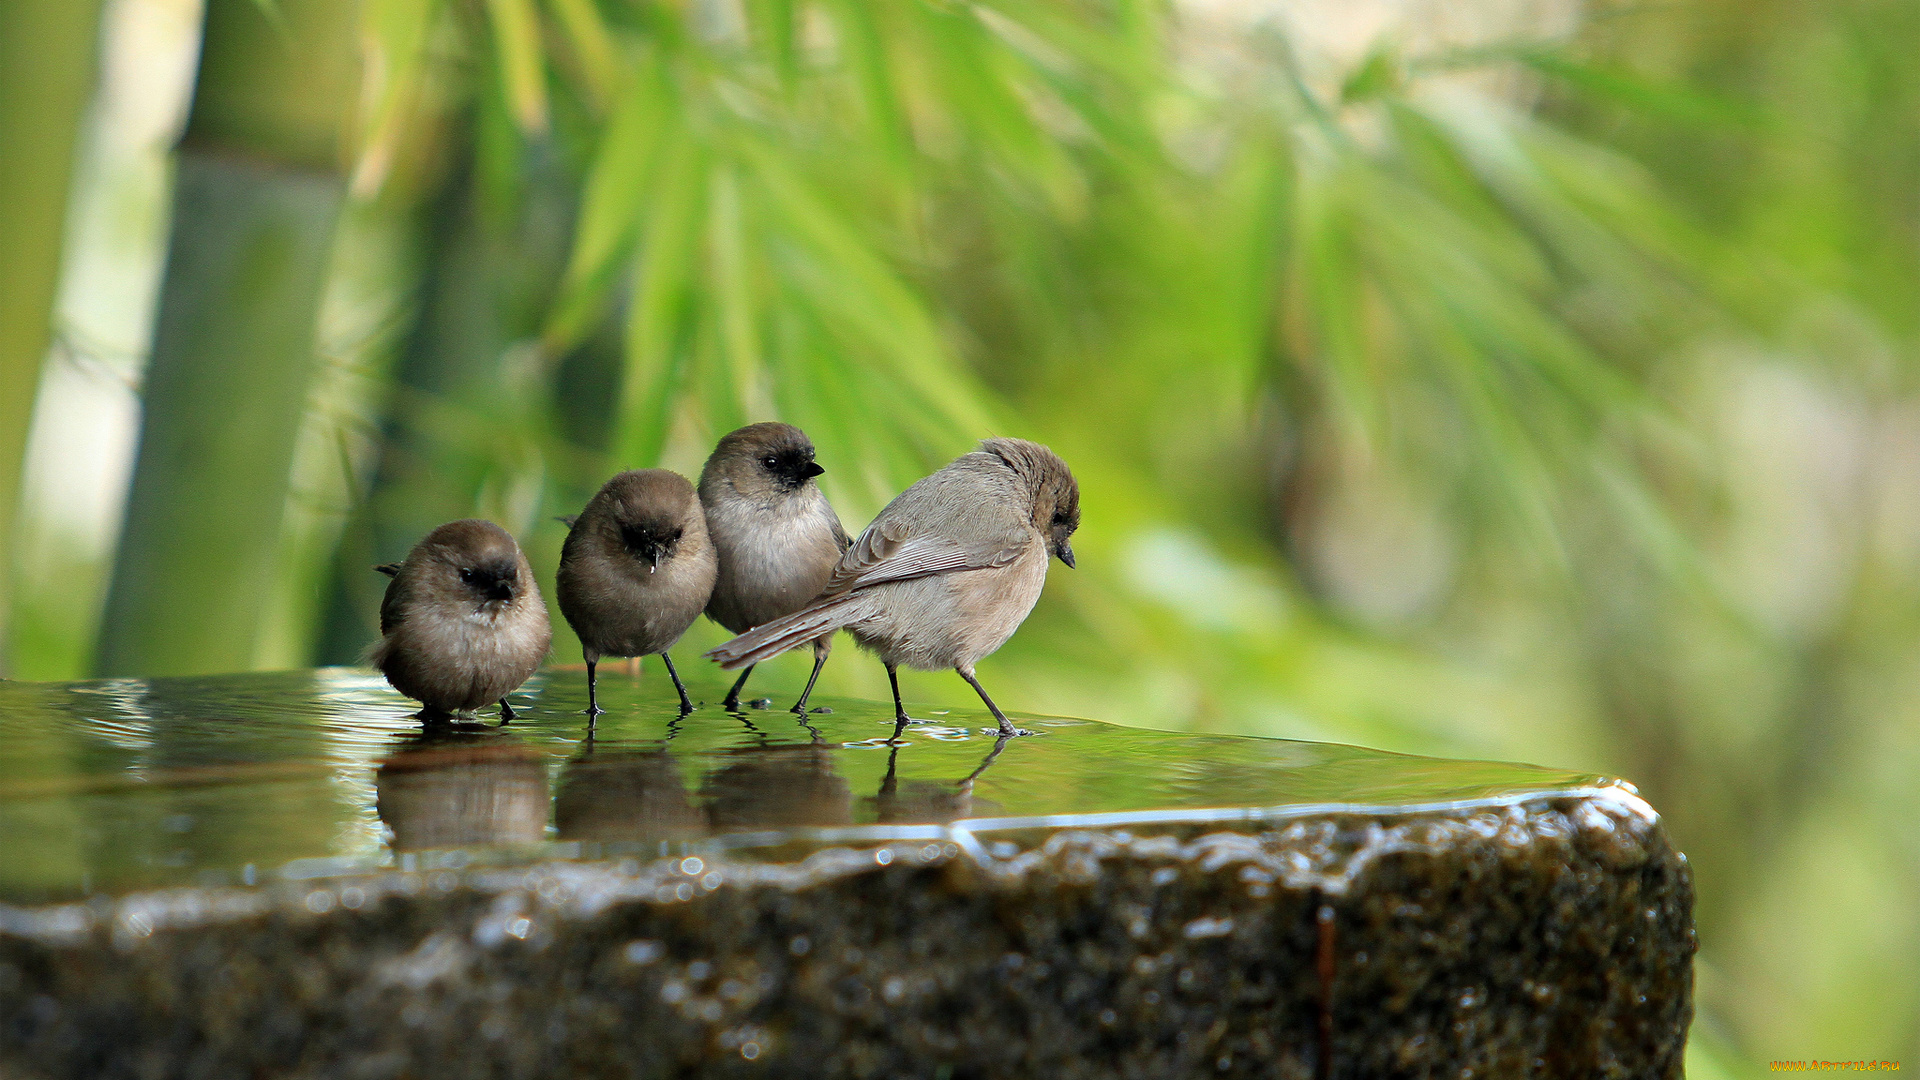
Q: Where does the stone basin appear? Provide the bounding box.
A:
[0,669,1694,1078]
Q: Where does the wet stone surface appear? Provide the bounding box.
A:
[0,670,1694,1078]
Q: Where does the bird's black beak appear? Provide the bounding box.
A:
[803,461,825,479]
[486,580,514,602]
[1057,541,1075,569]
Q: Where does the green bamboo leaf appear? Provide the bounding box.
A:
[917,3,1086,213]
[352,0,440,195]
[545,0,617,111]
[825,0,914,180]
[545,58,675,352]
[1518,50,1764,132]
[739,138,997,435]
[484,0,549,135]
[1293,163,1384,441]
[614,133,707,469]
[741,0,799,93]
[706,162,762,431]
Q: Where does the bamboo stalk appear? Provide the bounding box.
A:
[0,0,108,675]
[94,0,359,677]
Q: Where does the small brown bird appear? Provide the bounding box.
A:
[368,519,552,721]
[698,422,851,713]
[557,469,718,717]
[706,437,1079,737]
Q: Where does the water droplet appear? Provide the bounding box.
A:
[680,857,704,876]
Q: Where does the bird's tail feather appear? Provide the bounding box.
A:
[707,594,867,669]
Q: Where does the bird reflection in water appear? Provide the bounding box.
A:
[701,716,853,830]
[554,740,705,845]
[868,734,1010,824]
[374,727,549,851]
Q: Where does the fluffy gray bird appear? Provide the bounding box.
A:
[706,438,1078,737]
[557,469,718,717]
[698,422,851,713]
[368,519,552,721]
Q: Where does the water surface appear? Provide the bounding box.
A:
[0,669,1616,903]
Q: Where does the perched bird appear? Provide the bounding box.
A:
[707,438,1078,737]
[557,469,717,717]
[698,422,851,713]
[368,519,551,721]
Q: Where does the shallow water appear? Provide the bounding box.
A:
[0,668,1618,903]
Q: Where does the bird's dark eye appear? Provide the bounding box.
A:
[763,456,779,469]
[459,568,478,583]
[1051,512,1070,526]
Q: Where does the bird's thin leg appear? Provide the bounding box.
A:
[498,697,517,722]
[722,664,755,712]
[660,653,694,714]
[790,641,830,714]
[585,657,604,717]
[887,664,910,724]
[955,665,1019,737]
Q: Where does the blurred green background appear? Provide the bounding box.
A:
[1,0,1913,1072]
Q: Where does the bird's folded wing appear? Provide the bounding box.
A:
[377,576,405,637]
[820,518,1024,597]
